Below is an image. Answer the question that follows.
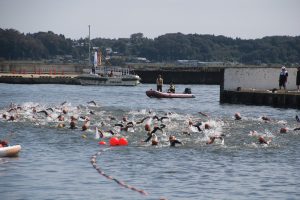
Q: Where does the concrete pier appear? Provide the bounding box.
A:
[220,89,300,109]
[220,68,300,109]
[0,74,80,84]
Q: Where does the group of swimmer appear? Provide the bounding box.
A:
[234,112,300,145]
[1,101,300,148]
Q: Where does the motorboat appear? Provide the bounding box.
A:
[77,67,141,86]
[146,89,195,98]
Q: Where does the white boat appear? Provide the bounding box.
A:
[77,66,141,86]
[77,26,141,86]
[0,145,21,157]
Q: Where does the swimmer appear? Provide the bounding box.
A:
[143,125,164,144]
[70,121,77,129]
[258,135,272,145]
[87,100,97,106]
[2,113,7,119]
[114,123,134,131]
[206,136,224,145]
[82,118,90,131]
[57,123,66,128]
[151,134,158,145]
[70,115,78,121]
[188,120,203,132]
[108,116,117,121]
[62,107,68,114]
[0,140,9,147]
[261,116,271,122]
[198,111,209,117]
[60,101,67,106]
[234,112,242,120]
[204,123,211,129]
[89,110,95,115]
[8,115,16,121]
[280,127,288,133]
[122,116,128,122]
[249,130,259,136]
[296,115,300,123]
[152,115,169,122]
[169,135,182,147]
[135,116,150,124]
[46,107,54,112]
[37,110,50,117]
[57,115,64,121]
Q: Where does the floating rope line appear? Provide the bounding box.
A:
[90,148,149,196]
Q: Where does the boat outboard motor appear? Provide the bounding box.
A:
[184,88,192,94]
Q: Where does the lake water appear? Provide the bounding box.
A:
[0,83,299,200]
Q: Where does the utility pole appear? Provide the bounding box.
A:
[88,25,91,67]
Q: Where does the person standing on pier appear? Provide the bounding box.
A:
[296,67,300,92]
[279,66,288,90]
[156,74,163,92]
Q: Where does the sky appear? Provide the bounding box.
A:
[0,0,299,40]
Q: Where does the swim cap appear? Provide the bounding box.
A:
[145,124,151,131]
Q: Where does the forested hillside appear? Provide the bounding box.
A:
[1,28,299,64]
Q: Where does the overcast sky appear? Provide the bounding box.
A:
[1,0,299,40]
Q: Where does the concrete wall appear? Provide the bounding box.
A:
[0,62,84,74]
[135,69,221,84]
[224,67,298,90]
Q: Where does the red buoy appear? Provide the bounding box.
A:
[119,137,128,146]
[109,137,119,146]
[98,141,106,145]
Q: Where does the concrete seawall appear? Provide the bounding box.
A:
[220,90,300,109]
[220,68,300,109]
[0,74,80,84]
[135,68,221,84]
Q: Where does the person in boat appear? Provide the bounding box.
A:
[168,82,175,93]
[156,74,163,92]
[0,140,9,147]
[169,135,182,147]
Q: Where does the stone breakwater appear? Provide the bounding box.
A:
[0,74,80,84]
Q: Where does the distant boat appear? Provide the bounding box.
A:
[146,89,195,98]
[77,26,141,86]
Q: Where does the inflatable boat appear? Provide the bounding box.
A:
[146,89,195,98]
[0,145,21,157]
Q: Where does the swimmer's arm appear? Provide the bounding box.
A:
[144,135,152,142]
[174,140,182,144]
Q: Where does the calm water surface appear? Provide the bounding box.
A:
[0,83,299,200]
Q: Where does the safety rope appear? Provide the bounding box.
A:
[90,148,149,196]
